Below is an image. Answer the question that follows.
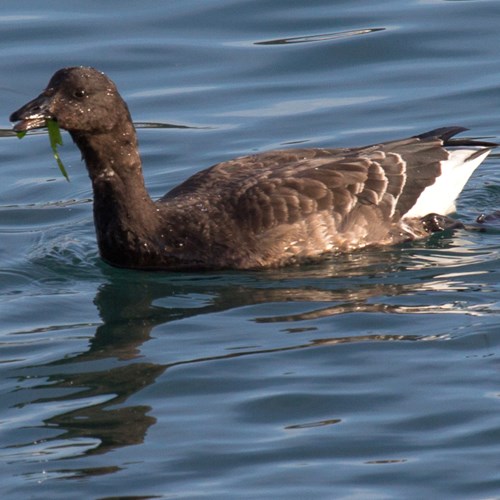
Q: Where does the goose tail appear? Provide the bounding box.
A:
[403,128,497,218]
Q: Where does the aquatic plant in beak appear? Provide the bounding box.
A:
[15,119,69,181]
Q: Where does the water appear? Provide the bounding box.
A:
[1,1,500,498]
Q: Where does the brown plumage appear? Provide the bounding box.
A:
[9,67,497,270]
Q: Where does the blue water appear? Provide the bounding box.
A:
[1,1,500,499]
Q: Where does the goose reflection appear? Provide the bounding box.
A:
[23,241,494,477]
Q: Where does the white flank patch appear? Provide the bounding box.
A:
[403,148,491,218]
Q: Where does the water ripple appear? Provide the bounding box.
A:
[255,28,385,46]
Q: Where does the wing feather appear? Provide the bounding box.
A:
[233,154,405,235]
[162,129,488,252]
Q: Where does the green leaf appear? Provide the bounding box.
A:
[46,119,70,182]
[14,119,69,181]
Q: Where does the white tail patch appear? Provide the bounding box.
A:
[403,148,491,218]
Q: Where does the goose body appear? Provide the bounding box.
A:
[10,67,497,270]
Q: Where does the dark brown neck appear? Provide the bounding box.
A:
[70,123,164,268]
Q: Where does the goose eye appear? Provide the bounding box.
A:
[73,89,85,99]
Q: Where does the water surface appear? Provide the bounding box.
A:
[1,1,500,499]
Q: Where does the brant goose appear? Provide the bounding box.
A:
[10,67,497,270]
